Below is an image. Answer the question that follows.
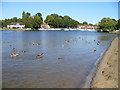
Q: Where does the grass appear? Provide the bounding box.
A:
[109,31,120,34]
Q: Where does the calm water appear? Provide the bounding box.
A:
[2,30,117,88]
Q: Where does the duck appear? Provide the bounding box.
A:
[10,53,19,57]
[58,57,63,60]
[36,55,43,58]
[22,50,26,53]
[36,53,43,58]
[97,41,100,45]
[94,48,97,51]
[97,42,100,45]
[37,43,40,45]
[65,40,70,43]
[32,42,35,45]
[13,48,16,51]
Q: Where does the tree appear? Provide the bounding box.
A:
[89,23,93,25]
[35,12,42,17]
[26,12,31,18]
[97,17,117,32]
[63,16,72,28]
[44,14,79,28]
[44,15,54,28]
[82,21,88,25]
[33,15,43,29]
[12,17,17,22]
[118,19,120,29]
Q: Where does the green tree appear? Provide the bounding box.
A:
[26,12,31,18]
[33,15,43,29]
[118,19,120,29]
[44,15,54,28]
[35,12,42,17]
[44,14,60,28]
[82,21,88,25]
[97,17,117,32]
[63,16,72,28]
[44,14,80,28]
[12,17,17,22]
[89,23,93,25]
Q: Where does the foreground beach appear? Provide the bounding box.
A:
[91,37,119,88]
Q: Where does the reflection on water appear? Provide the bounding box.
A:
[2,31,117,88]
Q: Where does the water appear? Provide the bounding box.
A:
[2,30,117,88]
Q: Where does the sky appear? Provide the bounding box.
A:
[1,2,118,24]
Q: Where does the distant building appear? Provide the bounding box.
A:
[77,25,97,30]
[7,22,25,29]
[41,23,50,29]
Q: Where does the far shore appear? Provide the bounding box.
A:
[0,28,120,34]
[90,37,119,88]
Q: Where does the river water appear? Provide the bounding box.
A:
[2,30,117,88]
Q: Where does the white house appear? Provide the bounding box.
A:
[7,22,25,29]
[41,23,50,29]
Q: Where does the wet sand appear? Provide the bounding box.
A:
[91,37,119,88]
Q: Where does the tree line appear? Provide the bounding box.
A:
[0,11,95,29]
[0,11,43,29]
[0,11,120,31]
[44,14,80,28]
[97,17,120,32]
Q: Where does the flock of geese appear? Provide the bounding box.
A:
[64,37,101,52]
[10,42,44,58]
[3,37,101,59]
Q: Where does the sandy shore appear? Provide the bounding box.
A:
[90,37,119,88]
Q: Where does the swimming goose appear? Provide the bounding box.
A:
[94,48,97,51]
[10,53,19,57]
[36,53,43,58]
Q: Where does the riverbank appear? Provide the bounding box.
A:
[90,37,119,88]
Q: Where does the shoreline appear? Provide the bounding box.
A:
[90,37,119,88]
[0,29,119,34]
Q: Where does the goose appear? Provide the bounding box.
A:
[10,53,19,57]
[94,48,97,51]
[58,57,63,59]
[37,43,40,45]
[65,40,70,43]
[36,53,43,58]
[32,42,35,45]
[13,48,16,51]
[22,50,26,53]
[97,41,100,45]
